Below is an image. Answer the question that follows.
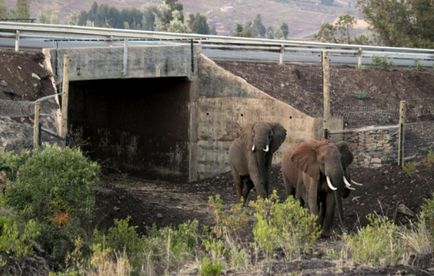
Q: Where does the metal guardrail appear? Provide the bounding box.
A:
[1,21,434,65]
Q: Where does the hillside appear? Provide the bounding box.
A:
[4,0,360,37]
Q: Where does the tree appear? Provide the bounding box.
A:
[280,23,289,39]
[266,26,274,39]
[252,14,266,37]
[16,0,30,19]
[38,9,58,24]
[335,15,356,43]
[314,23,337,43]
[187,13,210,34]
[0,0,7,19]
[357,0,434,47]
[143,6,158,31]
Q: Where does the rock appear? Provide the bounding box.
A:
[17,66,22,70]
[0,80,7,86]
[157,212,163,219]
[352,196,361,201]
[113,206,120,211]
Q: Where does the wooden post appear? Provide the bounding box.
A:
[398,100,406,166]
[322,51,331,138]
[33,101,41,149]
[60,54,70,140]
[15,30,20,52]
[122,38,128,77]
[279,44,284,65]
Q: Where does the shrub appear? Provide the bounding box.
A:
[354,90,368,100]
[424,150,434,169]
[0,214,41,273]
[200,257,223,276]
[250,192,320,260]
[402,162,417,176]
[372,56,393,70]
[412,59,422,71]
[400,218,433,267]
[0,150,31,181]
[343,215,403,266]
[4,145,100,267]
[420,196,434,244]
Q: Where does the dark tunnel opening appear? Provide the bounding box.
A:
[68,77,191,182]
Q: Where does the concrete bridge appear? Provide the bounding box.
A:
[46,44,322,182]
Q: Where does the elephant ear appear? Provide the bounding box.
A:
[270,123,287,153]
[290,143,320,180]
[336,141,353,168]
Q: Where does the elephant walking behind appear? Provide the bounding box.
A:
[281,139,362,234]
[229,122,287,204]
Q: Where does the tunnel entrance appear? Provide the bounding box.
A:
[68,77,191,182]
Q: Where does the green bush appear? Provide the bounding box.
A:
[412,59,422,71]
[372,56,393,70]
[354,90,368,100]
[424,150,434,169]
[402,162,417,176]
[0,214,41,272]
[200,257,223,276]
[250,192,320,260]
[3,145,100,267]
[343,215,403,266]
[420,196,434,244]
[0,150,31,181]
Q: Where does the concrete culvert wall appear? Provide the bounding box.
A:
[68,77,191,182]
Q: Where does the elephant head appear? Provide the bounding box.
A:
[290,140,361,229]
[247,122,287,197]
[229,122,286,203]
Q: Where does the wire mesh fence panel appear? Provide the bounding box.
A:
[0,98,61,150]
[404,98,434,163]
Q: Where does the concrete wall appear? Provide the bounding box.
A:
[52,45,197,81]
[189,55,322,180]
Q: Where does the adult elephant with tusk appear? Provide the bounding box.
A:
[281,139,362,234]
[229,122,287,204]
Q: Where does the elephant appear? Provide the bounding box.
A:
[281,139,362,234]
[229,122,287,204]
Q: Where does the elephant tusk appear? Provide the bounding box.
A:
[343,176,352,187]
[326,176,337,191]
[252,145,255,152]
[346,186,356,190]
[263,144,269,152]
[351,180,363,186]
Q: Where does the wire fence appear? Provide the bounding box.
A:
[0,95,62,151]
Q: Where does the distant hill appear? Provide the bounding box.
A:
[4,0,360,38]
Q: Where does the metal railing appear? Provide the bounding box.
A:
[1,21,434,65]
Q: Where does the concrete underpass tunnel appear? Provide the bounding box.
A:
[68,77,191,182]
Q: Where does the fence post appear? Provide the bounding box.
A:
[279,44,284,65]
[398,100,406,166]
[33,101,41,149]
[357,48,363,69]
[122,38,128,77]
[60,54,70,140]
[322,50,331,138]
[15,30,20,52]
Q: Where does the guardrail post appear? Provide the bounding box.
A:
[33,101,41,148]
[15,30,20,52]
[357,48,363,69]
[398,100,406,166]
[279,44,284,65]
[322,50,331,137]
[122,39,128,77]
[60,54,70,140]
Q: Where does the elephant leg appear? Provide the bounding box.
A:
[231,167,243,201]
[322,192,336,235]
[306,182,319,216]
[263,155,273,197]
[282,174,295,198]
[241,177,254,206]
[318,192,327,226]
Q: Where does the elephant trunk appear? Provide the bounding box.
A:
[254,151,268,198]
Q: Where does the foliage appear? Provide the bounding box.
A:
[200,257,223,276]
[16,0,30,19]
[420,196,434,245]
[4,145,100,267]
[357,0,434,48]
[400,218,433,267]
[0,215,40,270]
[354,90,368,100]
[424,150,434,168]
[232,13,288,39]
[402,162,417,176]
[314,14,367,44]
[77,0,211,34]
[343,215,403,266]
[88,245,131,276]
[250,192,320,260]
[0,0,7,19]
[412,59,422,71]
[38,9,59,24]
[280,23,289,39]
[372,56,393,70]
[0,150,31,181]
